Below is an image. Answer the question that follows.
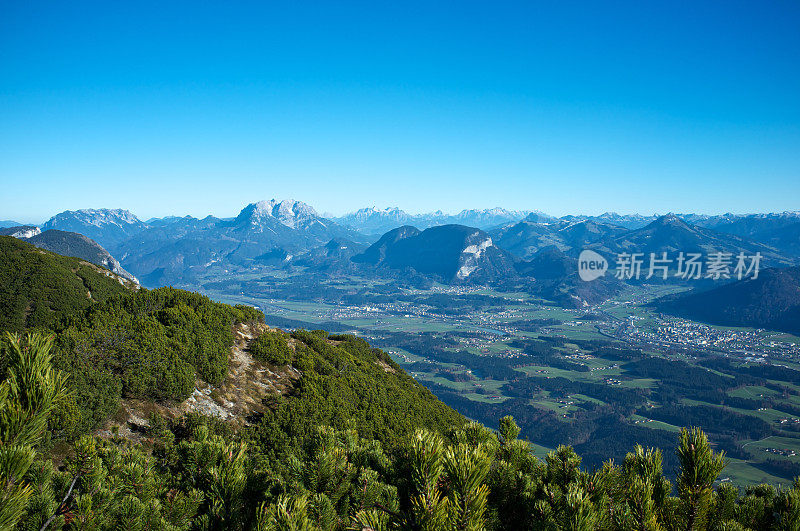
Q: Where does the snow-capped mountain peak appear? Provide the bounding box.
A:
[336,207,533,234]
[44,208,144,229]
[239,199,319,229]
[41,208,147,250]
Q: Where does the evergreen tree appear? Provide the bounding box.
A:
[0,333,69,529]
[676,427,726,531]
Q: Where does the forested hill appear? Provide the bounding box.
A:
[0,235,463,446]
[0,235,134,332]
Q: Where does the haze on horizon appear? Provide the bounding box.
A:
[1,1,799,223]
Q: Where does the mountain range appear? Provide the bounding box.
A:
[492,217,628,259]
[39,200,365,285]
[587,214,791,267]
[492,214,795,273]
[333,206,536,235]
[335,208,800,236]
[9,203,800,306]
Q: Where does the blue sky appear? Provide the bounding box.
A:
[1,1,799,223]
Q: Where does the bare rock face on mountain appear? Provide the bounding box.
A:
[233,199,321,231]
[0,225,42,239]
[354,224,516,283]
[225,200,366,258]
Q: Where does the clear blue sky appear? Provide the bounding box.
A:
[1,1,799,223]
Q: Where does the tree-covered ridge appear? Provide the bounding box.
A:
[40,288,260,436]
[0,236,463,451]
[10,366,800,529]
[249,329,465,453]
[0,236,131,332]
[1,237,263,434]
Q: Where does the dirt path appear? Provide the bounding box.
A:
[180,321,301,425]
[97,321,301,440]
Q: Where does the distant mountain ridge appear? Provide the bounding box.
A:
[657,266,800,335]
[588,214,791,268]
[334,207,414,235]
[493,213,794,266]
[3,226,138,282]
[43,208,147,249]
[23,203,800,292]
[698,211,800,237]
[334,207,534,235]
[27,230,138,282]
[697,212,800,259]
[0,220,24,228]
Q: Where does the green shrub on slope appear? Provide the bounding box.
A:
[0,236,128,332]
